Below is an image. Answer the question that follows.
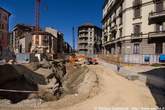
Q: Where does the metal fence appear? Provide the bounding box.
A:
[16,53,38,64]
[123,54,160,64]
[99,54,164,64]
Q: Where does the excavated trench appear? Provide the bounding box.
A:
[0,61,90,107]
[0,64,45,104]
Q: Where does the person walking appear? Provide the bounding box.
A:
[117,64,121,72]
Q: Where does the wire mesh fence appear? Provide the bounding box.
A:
[98,54,162,64]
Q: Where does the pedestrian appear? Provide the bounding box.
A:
[117,64,121,72]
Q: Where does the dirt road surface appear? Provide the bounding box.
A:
[44,64,156,110]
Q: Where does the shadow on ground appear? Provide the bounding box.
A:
[0,64,46,104]
[139,68,165,107]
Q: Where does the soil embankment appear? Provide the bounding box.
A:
[0,64,45,103]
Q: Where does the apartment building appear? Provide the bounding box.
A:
[78,23,102,56]
[45,27,64,57]
[0,7,11,58]
[12,24,35,53]
[102,0,165,64]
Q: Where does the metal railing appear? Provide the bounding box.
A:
[149,10,165,17]
[131,33,143,39]
[99,54,162,64]
[148,31,165,38]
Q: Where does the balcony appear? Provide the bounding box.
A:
[131,33,143,41]
[79,35,88,38]
[79,46,88,50]
[133,0,142,7]
[78,40,88,44]
[149,10,165,24]
[148,31,165,38]
[79,30,88,33]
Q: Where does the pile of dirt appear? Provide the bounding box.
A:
[37,59,67,101]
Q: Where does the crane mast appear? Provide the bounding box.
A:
[35,0,41,33]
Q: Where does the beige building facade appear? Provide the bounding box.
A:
[78,23,102,56]
[102,0,165,63]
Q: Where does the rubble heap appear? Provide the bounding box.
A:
[38,59,67,101]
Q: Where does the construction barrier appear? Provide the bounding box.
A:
[99,54,165,64]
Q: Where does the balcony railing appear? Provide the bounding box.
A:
[148,10,165,24]
[148,31,165,38]
[78,46,88,50]
[79,35,88,38]
[131,33,143,40]
[78,40,88,44]
[79,30,88,33]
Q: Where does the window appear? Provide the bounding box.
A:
[156,23,163,32]
[0,14,1,21]
[89,43,92,47]
[3,15,7,21]
[134,24,141,35]
[0,23,5,30]
[90,37,92,41]
[155,43,162,54]
[0,31,2,39]
[90,32,92,36]
[119,28,122,37]
[35,35,39,45]
[119,15,123,25]
[133,43,140,54]
[156,0,163,12]
[134,7,141,18]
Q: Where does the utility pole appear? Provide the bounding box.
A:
[72,26,75,52]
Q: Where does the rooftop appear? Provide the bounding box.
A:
[0,7,11,16]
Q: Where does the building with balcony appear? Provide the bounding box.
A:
[102,0,165,64]
[78,23,102,55]
[0,7,11,58]
[11,24,35,54]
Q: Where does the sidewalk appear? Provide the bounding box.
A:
[98,59,165,107]
[98,59,164,83]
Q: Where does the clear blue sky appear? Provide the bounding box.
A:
[0,0,103,47]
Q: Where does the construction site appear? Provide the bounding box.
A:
[0,0,165,110]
